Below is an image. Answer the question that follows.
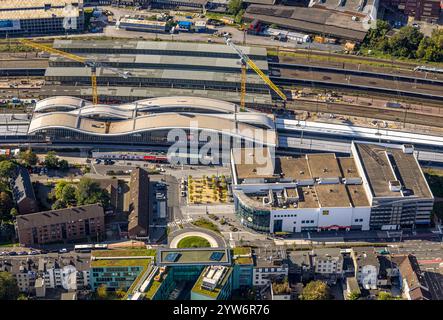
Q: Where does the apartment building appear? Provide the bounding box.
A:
[128,168,151,239]
[382,0,441,22]
[16,204,105,246]
[0,254,91,294]
[311,248,344,284]
[351,247,380,290]
[398,255,432,300]
[39,256,90,290]
[252,248,288,286]
[11,166,39,215]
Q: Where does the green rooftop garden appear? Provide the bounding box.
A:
[124,265,151,300]
[92,248,150,258]
[91,257,151,268]
[234,257,253,265]
[233,247,251,255]
[145,280,161,300]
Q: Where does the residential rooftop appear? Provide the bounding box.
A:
[253,247,288,268]
[16,203,104,229]
[351,247,379,268]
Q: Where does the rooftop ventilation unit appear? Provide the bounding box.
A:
[389,180,402,192]
[402,144,414,154]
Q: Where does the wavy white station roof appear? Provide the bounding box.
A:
[35,96,239,114]
[30,96,277,146]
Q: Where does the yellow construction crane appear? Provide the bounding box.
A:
[20,39,130,105]
[225,37,287,111]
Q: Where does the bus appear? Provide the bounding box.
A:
[74,244,108,252]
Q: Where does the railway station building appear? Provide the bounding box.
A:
[40,40,274,107]
[27,96,277,163]
[230,142,434,233]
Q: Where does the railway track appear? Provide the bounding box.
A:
[269,62,443,86]
[285,99,443,129]
[272,75,443,103]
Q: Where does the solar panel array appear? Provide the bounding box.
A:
[209,252,224,261]
[164,252,180,262]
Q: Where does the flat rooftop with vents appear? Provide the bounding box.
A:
[353,143,433,199]
[158,248,231,266]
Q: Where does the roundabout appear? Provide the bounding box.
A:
[169,229,224,249]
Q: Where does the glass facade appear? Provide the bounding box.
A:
[234,193,271,232]
[90,266,144,290]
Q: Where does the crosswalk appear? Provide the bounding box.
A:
[167,217,193,228]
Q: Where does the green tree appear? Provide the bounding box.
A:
[348,291,360,300]
[44,151,59,169]
[96,284,108,300]
[377,291,401,300]
[58,159,69,171]
[61,184,76,205]
[299,280,330,300]
[54,180,69,200]
[0,192,13,220]
[416,29,443,62]
[17,294,28,300]
[115,287,126,299]
[228,0,242,15]
[76,177,110,207]
[53,181,76,207]
[388,26,424,58]
[9,208,18,218]
[19,150,38,167]
[234,9,245,24]
[0,271,20,300]
[363,19,391,48]
[0,161,16,182]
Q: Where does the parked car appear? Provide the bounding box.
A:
[59,248,68,253]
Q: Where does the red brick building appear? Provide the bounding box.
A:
[383,0,441,22]
[16,204,105,246]
[11,167,39,215]
[128,168,150,239]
